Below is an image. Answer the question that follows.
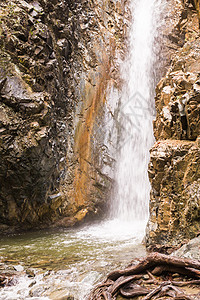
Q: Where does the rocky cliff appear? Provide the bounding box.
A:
[1,0,199,241]
[146,0,200,248]
[0,0,127,233]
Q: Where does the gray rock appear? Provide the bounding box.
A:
[172,237,200,261]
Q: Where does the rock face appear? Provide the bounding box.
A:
[0,0,127,233]
[146,1,200,247]
[172,236,200,260]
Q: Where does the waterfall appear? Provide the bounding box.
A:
[0,2,167,299]
[111,0,165,223]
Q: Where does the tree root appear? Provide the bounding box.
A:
[172,280,200,286]
[88,252,200,300]
[120,283,150,297]
[109,274,143,295]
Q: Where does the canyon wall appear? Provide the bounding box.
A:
[146,0,200,248]
[0,0,127,233]
[1,0,199,242]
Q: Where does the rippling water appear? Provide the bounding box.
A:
[0,219,146,299]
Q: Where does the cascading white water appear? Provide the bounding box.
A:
[111,0,165,223]
[0,2,167,300]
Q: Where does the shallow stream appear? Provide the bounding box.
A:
[0,219,146,299]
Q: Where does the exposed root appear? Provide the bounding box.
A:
[172,279,200,286]
[120,283,150,297]
[109,275,143,295]
[88,252,200,300]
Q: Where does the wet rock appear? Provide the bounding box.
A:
[13,265,24,272]
[0,263,19,287]
[28,280,36,288]
[48,289,74,300]
[26,269,35,278]
[29,285,46,297]
[74,209,88,223]
[0,275,10,287]
[0,0,127,232]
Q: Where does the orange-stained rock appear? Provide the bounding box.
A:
[0,0,127,233]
